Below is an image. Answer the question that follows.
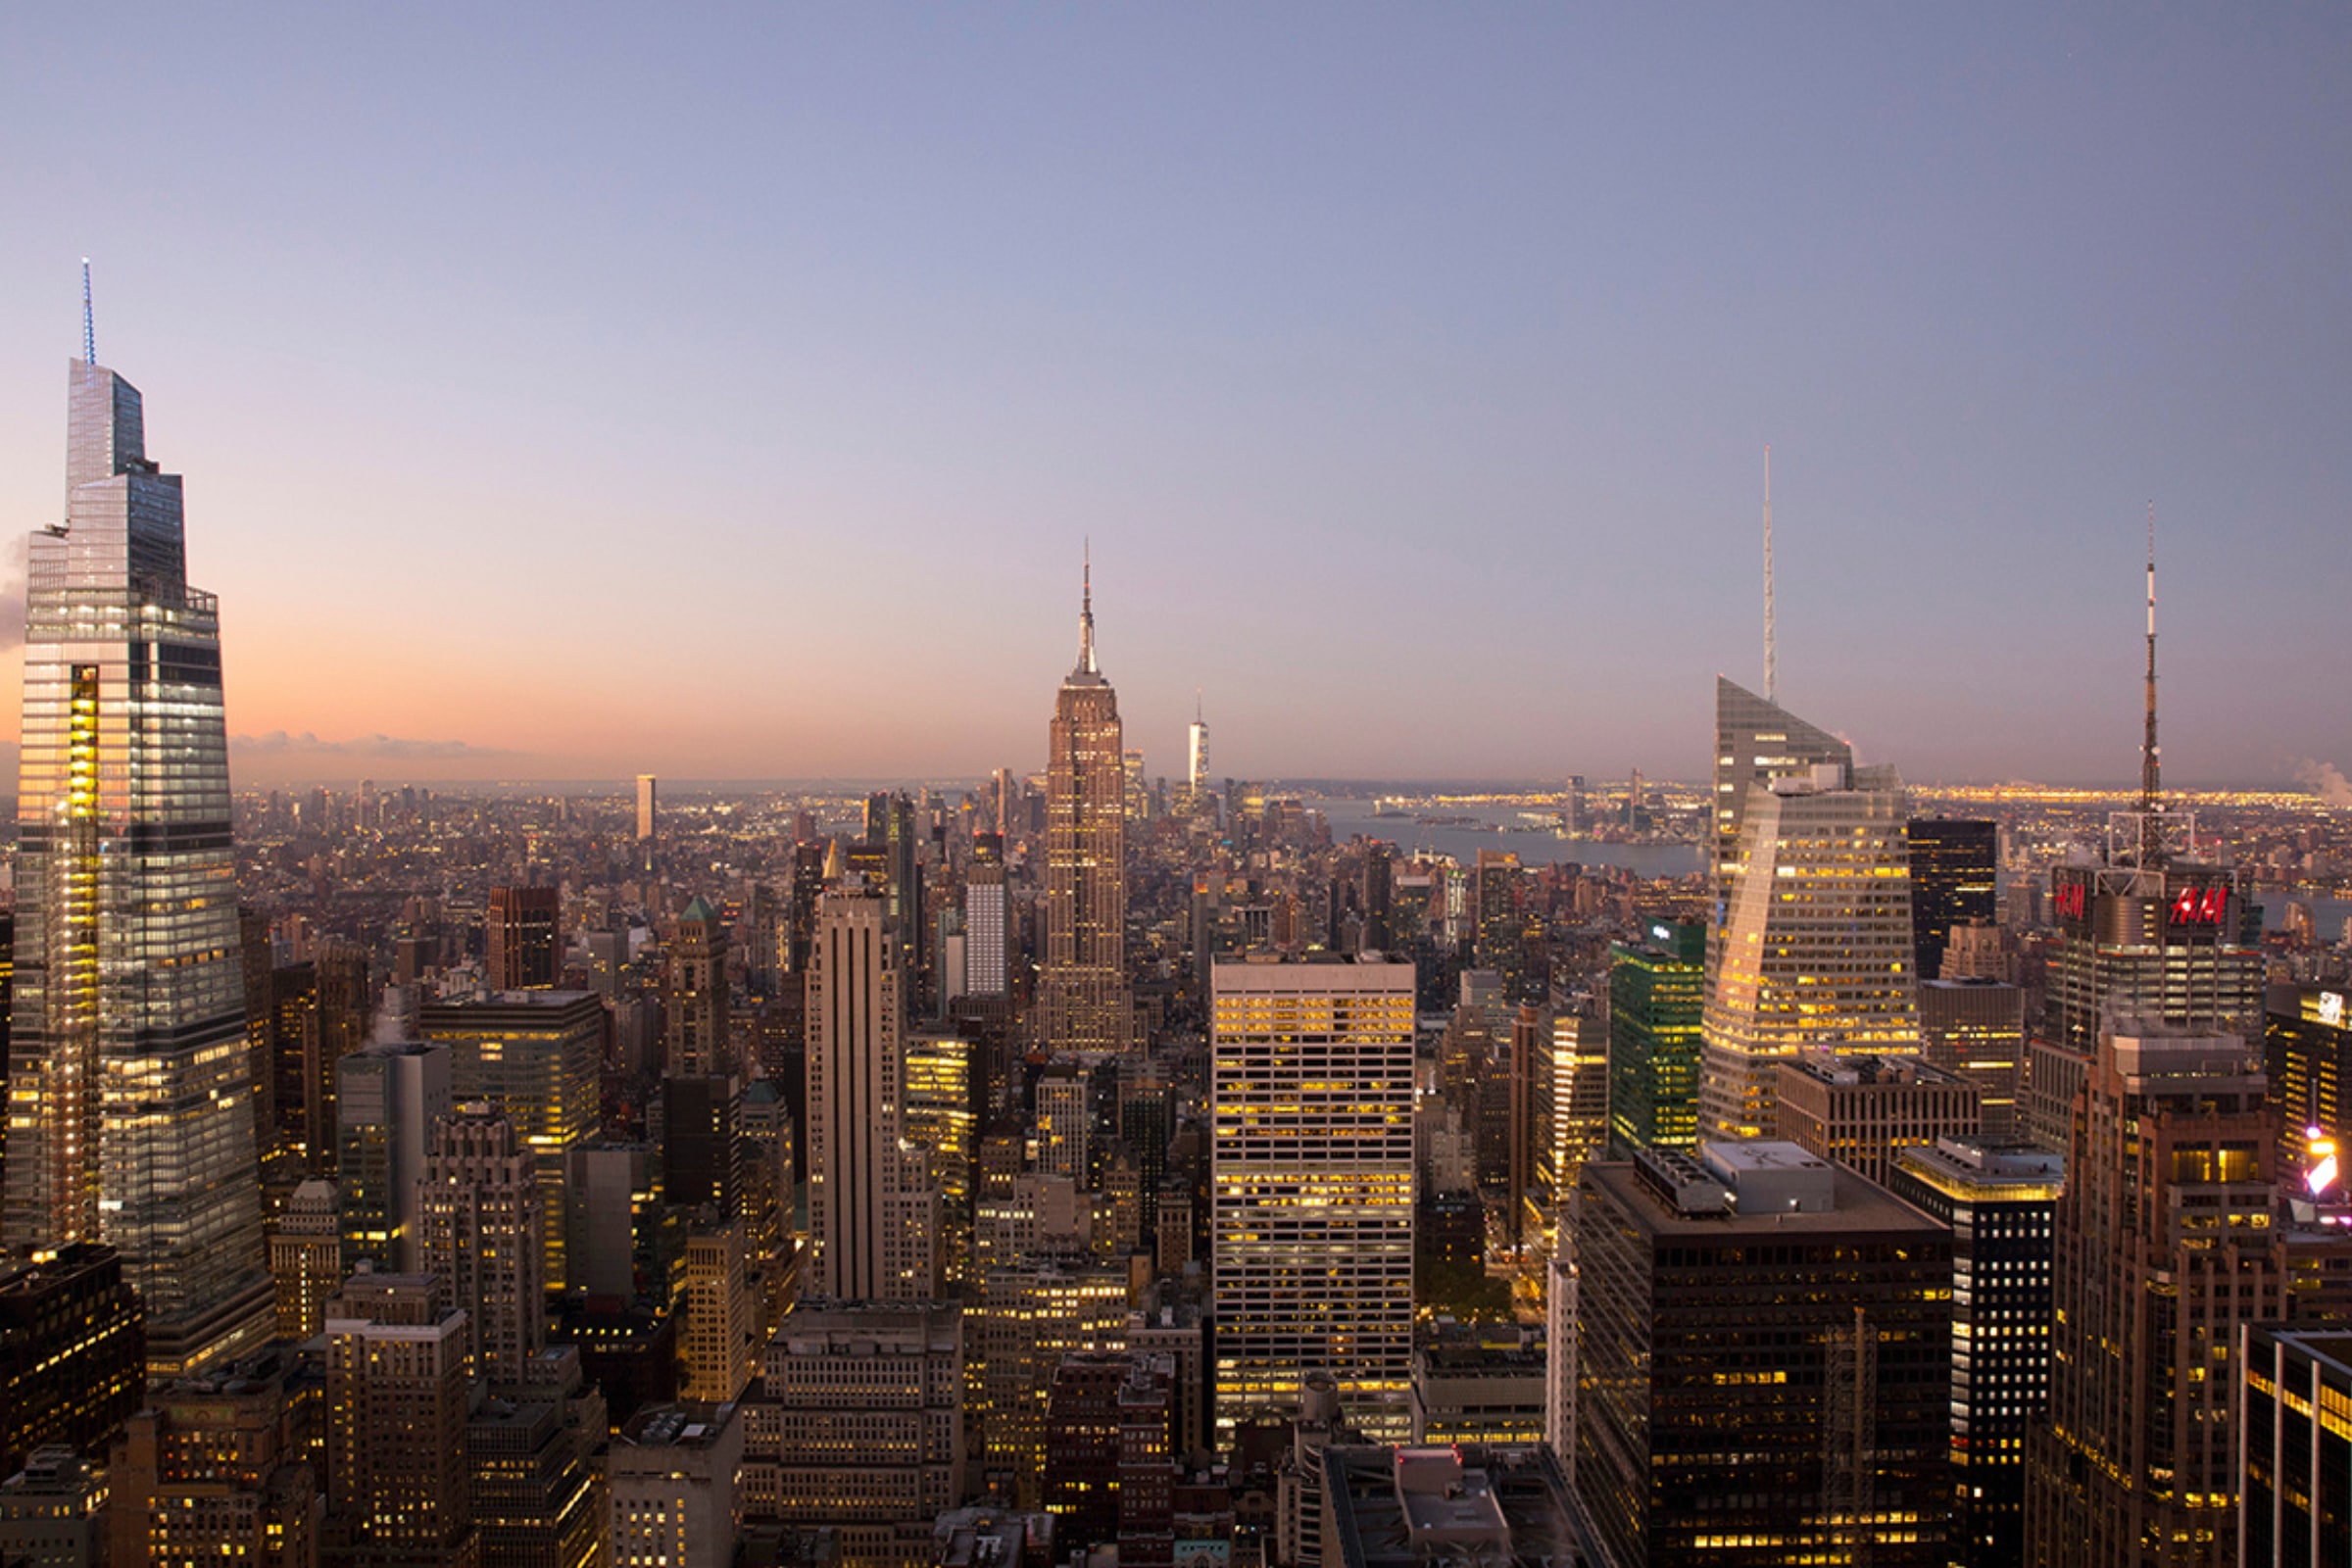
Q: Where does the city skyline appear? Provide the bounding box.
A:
[3,10,2348,789]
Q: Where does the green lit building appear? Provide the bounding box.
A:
[1607,919,1706,1154]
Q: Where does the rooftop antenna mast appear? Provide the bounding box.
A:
[80,259,95,366]
[1078,539,1097,674]
[1763,445,1777,704]
[2141,500,2159,812]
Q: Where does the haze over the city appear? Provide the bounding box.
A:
[2,7,2347,787]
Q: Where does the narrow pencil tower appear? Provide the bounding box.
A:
[80,259,95,367]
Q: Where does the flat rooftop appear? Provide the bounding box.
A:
[1587,1157,1944,1240]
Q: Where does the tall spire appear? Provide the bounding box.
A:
[1763,444,1777,704]
[2141,500,2160,811]
[1077,541,1098,675]
[80,259,95,367]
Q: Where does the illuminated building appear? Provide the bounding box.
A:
[2239,1324,2352,1565]
[1544,1011,1608,1227]
[1888,1139,2060,1568]
[743,1299,963,1565]
[2265,982,2352,1176]
[488,886,562,991]
[1698,761,1921,1142]
[1188,699,1210,804]
[0,1244,144,1476]
[1710,677,1851,910]
[903,1030,974,1285]
[610,1403,742,1568]
[1772,1050,1981,1186]
[1036,1061,1089,1181]
[1209,956,1414,1443]
[1606,918,1706,1154]
[107,1348,318,1568]
[1472,850,1528,1001]
[805,890,938,1299]
[270,1177,342,1341]
[2,351,273,1375]
[1907,818,1998,981]
[1570,1142,1953,1568]
[1918,977,2028,1142]
[461,1350,607,1568]
[1038,561,1130,1054]
[0,1447,104,1568]
[2025,1025,2290,1567]
[416,1104,545,1384]
[336,1038,451,1275]
[980,1255,1127,1506]
[678,1222,756,1403]
[323,1273,474,1568]
[419,990,603,1291]
[1041,1349,1144,1548]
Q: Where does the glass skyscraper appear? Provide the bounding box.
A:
[1,354,273,1375]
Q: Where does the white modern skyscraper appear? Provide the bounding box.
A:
[1210,956,1415,1442]
[2,345,273,1375]
[1699,761,1922,1141]
[1188,696,1210,794]
[805,888,937,1298]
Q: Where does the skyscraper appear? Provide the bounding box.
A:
[1039,561,1130,1053]
[486,885,562,991]
[1699,761,1921,1141]
[1710,676,1851,913]
[636,774,658,845]
[1187,694,1210,808]
[2,343,273,1377]
[1606,917,1707,1154]
[416,1103,545,1384]
[1907,817,1998,983]
[664,896,730,1077]
[1210,956,1415,1442]
[805,889,938,1299]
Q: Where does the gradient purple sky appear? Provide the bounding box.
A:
[2,7,2347,787]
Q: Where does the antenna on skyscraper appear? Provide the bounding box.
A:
[1763,445,1777,704]
[80,259,95,366]
[2141,500,2160,811]
[1078,540,1097,674]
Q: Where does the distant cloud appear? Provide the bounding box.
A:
[231,730,505,760]
[2294,759,2352,809]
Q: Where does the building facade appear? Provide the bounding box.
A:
[1038,565,1129,1053]
[1209,956,1415,1442]
[3,354,273,1375]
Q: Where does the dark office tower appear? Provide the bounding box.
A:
[416,1105,545,1384]
[0,912,11,1211]
[487,885,562,991]
[2239,1324,2352,1565]
[1361,843,1394,954]
[239,906,273,1161]
[310,940,371,1174]
[265,960,318,1166]
[323,1274,475,1568]
[1710,676,1850,915]
[1908,817,1998,982]
[662,1072,746,1214]
[1606,919,1707,1155]
[0,1244,144,1474]
[1570,1143,1953,1568]
[1889,1140,2060,1568]
[1,345,272,1378]
[788,840,826,972]
[806,889,938,1299]
[2025,1025,2303,1567]
[665,896,730,1077]
[1039,560,1130,1053]
[1472,850,1528,999]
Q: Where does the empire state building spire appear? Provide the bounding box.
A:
[1077,543,1098,676]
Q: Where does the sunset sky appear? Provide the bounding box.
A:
[2,7,2346,788]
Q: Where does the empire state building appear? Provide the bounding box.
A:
[1,331,274,1375]
[1038,560,1130,1053]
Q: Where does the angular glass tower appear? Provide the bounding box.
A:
[1,354,273,1375]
